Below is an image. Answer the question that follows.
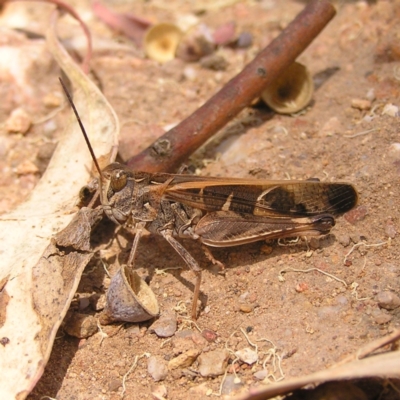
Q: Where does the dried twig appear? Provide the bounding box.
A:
[127,0,337,173]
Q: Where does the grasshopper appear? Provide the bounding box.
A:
[60,79,358,319]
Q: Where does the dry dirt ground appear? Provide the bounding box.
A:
[0,0,400,399]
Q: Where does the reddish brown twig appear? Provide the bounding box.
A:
[126,0,336,173]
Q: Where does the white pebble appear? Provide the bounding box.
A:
[382,103,399,117]
[235,347,258,365]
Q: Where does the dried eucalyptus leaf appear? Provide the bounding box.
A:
[0,11,119,399]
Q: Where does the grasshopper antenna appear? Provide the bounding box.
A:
[58,77,103,178]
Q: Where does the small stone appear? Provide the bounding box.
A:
[150,313,177,338]
[371,309,392,325]
[168,349,200,370]
[350,233,361,244]
[43,92,62,108]
[295,282,308,293]
[191,331,208,346]
[200,53,229,71]
[64,313,98,338]
[213,21,236,45]
[239,304,253,313]
[221,374,244,395]
[201,329,218,343]
[381,103,399,117]
[89,293,107,311]
[198,349,230,377]
[253,370,268,380]
[151,384,167,400]
[236,32,253,48]
[385,221,397,239]
[319,116,343,137]
[108,378,121,392]
[5,108,32,134]
[351,98,372,111]
[235,347,258,365]
[388,143,400,158]
[79,297,90,311]
[376,291,400,310]
[338,234,351,247]
[148,356,168,381]
[365,88,376,102]
[308,237,321,250]
[15,160,39,175]
[182,66,198,81]
[344,205,368,224]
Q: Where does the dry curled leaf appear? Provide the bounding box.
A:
[0,10,118,399]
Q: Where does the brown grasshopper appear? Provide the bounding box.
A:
[60,79,358,319]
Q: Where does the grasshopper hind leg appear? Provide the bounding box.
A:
[160,230,202,319]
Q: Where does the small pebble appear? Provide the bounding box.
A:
[79,297,90,311]
[239,304,253,313]
[213,21,236,46]
[108,378,121,392]
[338,234,351,247]
[376,291,400,310]
[381,103,399,117]
[308,237,320,250]
[385,221,397,239]
[350,233,361,244]
[64,313,98,338]
[221,374,244,395]
[197,349,230,377]
[235,347,258,365]
[388,143,400,157]
[182,66,198,81]
[351,98,372,111]
[344,205,368,224]
[236,32,253,48]
[5,108,32,134]
[89,293,107,311]
[371,309,392,325]
[43,92,62,108]
[365,88,376,102]
[191,331,208,346]
[148,356,168,381]
[150,313,177,338]
[200,54,229,71]
[253,370,268,380]
[168,349,200,370]
[15,160,39,175]
[319,116,343,137]
[201,329,218,343]
[151,384,167,400]
[295,282,308,293]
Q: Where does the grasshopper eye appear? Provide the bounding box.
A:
[110,171,127,191]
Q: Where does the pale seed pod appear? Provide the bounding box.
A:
[144,23,183,63]
[261,62,314,114]
[101,266,159,324]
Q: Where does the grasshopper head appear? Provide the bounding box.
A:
[100,162,135,225]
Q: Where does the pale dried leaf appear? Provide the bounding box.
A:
[238,348,400,400]
[0,11,119,399]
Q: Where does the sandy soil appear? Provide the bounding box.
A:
[0,0,399,399]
